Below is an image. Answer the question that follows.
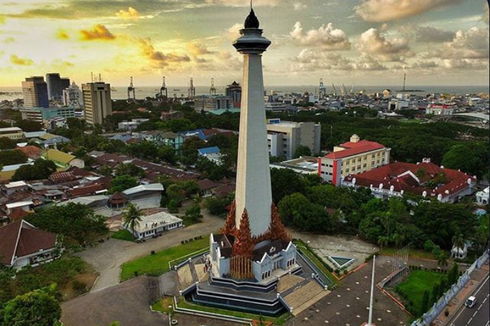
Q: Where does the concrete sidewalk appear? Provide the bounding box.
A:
[436,261,489,325]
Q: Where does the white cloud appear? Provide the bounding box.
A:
[415,26,455,43]
[442,59,488,70]
[290,22,351,50]
[358,28,412,62]
[226,23,243,41]
[428,27,489,60]
[293,2,307,11]
[291,48,386,71]
[355,0,464,23]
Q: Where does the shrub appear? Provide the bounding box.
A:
[72,280,87,294]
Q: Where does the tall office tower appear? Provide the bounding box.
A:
[22,76,49,108]
[46,73,62,100]
[226,81,242,108]
[60,78,70,92]
[82,82,112,126]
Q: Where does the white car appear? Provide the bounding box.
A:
[465,296,477,308]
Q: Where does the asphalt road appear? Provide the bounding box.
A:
[448,273,489,326]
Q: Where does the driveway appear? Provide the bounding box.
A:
[79,212,224,292]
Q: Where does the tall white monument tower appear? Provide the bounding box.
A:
[233,7,272,237]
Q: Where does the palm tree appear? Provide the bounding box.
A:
[452,233,465,252]
[437,251,449,267]
[123,203,142,237]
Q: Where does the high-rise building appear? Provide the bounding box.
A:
[60,78,70,92]
[82,82,112,126]
[22,77,49,108]
[226,81,242,108]
[266,119,321,160]
[46,73,70,100]
[62,82,83,108]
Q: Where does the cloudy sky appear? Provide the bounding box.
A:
[0,0,488,87]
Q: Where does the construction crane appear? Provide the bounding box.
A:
[332,83,337,97]
[127,76,135,101]
[350,84,355,95]
[341,84,347,97]
[158,76,168,100]
[210,78,217,96]
[318,78,326,100]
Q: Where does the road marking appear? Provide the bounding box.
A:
[450,274,489,325]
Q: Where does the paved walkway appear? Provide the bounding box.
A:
[79,212,223,292]
[439,262,489,325]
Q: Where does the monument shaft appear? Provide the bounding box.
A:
[235,53,272,237]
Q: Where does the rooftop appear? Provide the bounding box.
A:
[0,220,56,266]
[133,211,182,233]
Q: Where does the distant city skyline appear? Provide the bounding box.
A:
[0,0,488,87]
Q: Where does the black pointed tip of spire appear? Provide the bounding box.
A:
[244,7,260,29]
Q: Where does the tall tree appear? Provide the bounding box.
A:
[122,203,142,236]
[1,287,61,326]
[421,290,430,315]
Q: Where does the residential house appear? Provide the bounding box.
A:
[0,220,58,270]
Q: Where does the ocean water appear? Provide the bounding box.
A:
[1,85,488,102]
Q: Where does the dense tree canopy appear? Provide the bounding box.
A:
[12,159,57,181]
[1,286,61,326]
[110,175,138,193]
[0,150,28,166]
[442,142,489,178]
[0,137,17,150]
[27,203,108,245]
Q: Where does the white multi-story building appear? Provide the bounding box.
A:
[426,103,455,115]
[63,82,83,108]
[266,119,321,160]
[318,134,390,185]
[126,211,183,240]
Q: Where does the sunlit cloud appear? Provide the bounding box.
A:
[10,54,34,66]
[3,37,15,44]
[187,42,215,56]
[355,0,464,22]
[138,38,191,68]
[205,0,281,7]
[115,7,141,19]
[80,24,116,41]
[290,22,351,50]
[358,28,412,62]
[56,29,70,40]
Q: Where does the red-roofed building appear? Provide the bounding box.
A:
[15,146,41,160]
[0,220,58,270]
[342,158,476,203]
[318,134,391,185]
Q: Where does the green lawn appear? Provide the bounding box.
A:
[177,297,291,325]
[111,229,135,242]
[151,296,175,314]
[396,270,446,316]
[120,236,209,281]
